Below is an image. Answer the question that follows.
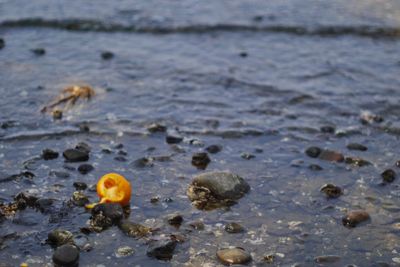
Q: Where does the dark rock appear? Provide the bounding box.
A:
[216,247,252,265]
[166,214,183,227]
[73,182,87,191]
[320,184,342,198]
[131,157,154,168]
[63,149,89,162]
[241,153,255,160]
[77,164,94,174]
[75,142,91,153]
[53,109,63,120]
[146,239,177,260]
[189,221,204,230]
[48,229,74,247]
[71,191,89,206]
[90,203,124,231]
[191,152,211,170]
[305,147,321,158]
[163,197,173,203]
[309,164,323,171]
[147,123,167,133]
[0,38,4,49]
[320,126,336,134]
[101,148,112,154]
[382,169,396,183]
[224,222,244,233]
[170,144,186,153]
[189,138,204,147]
[114,156,127,162]
[318,150,344,162]
[150,196,159,203]
[342,210,370,228]
[346,143,367,151]
[314,255,341,263]
[345,157,371,167]
[52,244,79,267]
[166,134,183,144]
[118,150,128,156]
[78,123,90,132]
[49,170,70,179]
[115,143,124,149]
[254,148,263,153]
[101,51,114,60]
[42,149,59,160]
[187,172,250,210]
[239,51,248,58]
[35,198,54,213]
[253,15,263,22]
[118,220,151,238]
[31,48,45,55]
[14,192,38,207]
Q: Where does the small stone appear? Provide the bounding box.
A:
[114,156,127,162]
[320,184,342,198]
[14,192,38,207]
[0,38,4,49]
[189,138,204,147]
[75,142,91,153]
[71,191,89,206]
[147,123,167,133]
[346,143,367,151]
[49,170,70,179]
[73,235,92,252]
[318,150,344,162]
[239,51,248,57]
[150,196,160,203]
[42,149,59,160]
[314,255,341,263]
[35,198,54,213]
[305,147,321,158]
[345,157,371,167]
[166,214,183,227]
[166,134,183,144]
[224,222,244,233]
[77,164,94,174]
[241,153,255,160]
[189,221,204,230]
[63,149,89,162]
[118,220,151,238]
[90,203,124,231]
[48,229,74,247]
[263,254,275,264]
[146,239,177,260]
[360,112,384,124]
[31,48,45,55]
[53,109,63,120]
[52,244,79,267]
[116,246,135,258]
[309,164,323,171]
[382,169,396,183]
[73,182,87,191]
[101,51,114,60]
[131,157,154,168]
[320,126,335,133]
[342,210,370,228]
[191,152,211,170]
[216,247,252,265]
[118,150,128,156]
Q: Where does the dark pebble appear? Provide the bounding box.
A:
[342,210,370,228]
[166,134,183,144]
[239,51,248,57]
[320,184,342,198]
[75,142,91,153]
[115,143,124,149]
[90,203,124,230]
[119,220,151,238]
[14,192,38,207]
[47,229,74,247]
[147,123,167,133]
[114,156,127,162]
[35,198,54,213]
[101,51,114,60]
[146,239,177,260]
[71,191,89,206]
[31,48,45,55]
[73,182,88,191]
[166,214,183,227]
[0,38,4,49]
[150,196,159,203]
[305,147,321,158]
[53,110,63,120]
[191,152,211,170]
[78,123,90,132]
[346,143,367,151]
[63,149,89,162]
[131,157,154,168]
[52,244,79,267]
[49,170,70,179]
[314,255,341,263]
[309,164,323,171]
[382,169,396,183]
[77,164,94,174]
[224,222,245,233]
[118,150,128,156]
[189,221,205,230]
[318,150,344,162]
[253,15,263,22]
[241,153,255,160]
[42,149,59,160]
[320,126,336,133]
[345,157,371,167]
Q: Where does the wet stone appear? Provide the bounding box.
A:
[345,157,371,167]
[42,149,59,160]
[166,213,183,227]
[90,203,124,231]
[73,182,87,191]
[146,123,167,133]
[382,169,396,183]
[31,48,46,55]
[52,244,79,267]
[318,150,344,162]
[73,235,92,252]
[314,255,341,263]
[75,142,91,153]
[116,246,135,258]
[320,125,336,134]
[71,191,89,206]
[342,210,370,228]
[166,134,183,144]
[118,220,151,238]
[150,196,159,204]
[118,150,128,156]
[216,247,252,265]
[191,152,211,170]
[224,222,245,233]
[346,143,367,151]
[47,229,74,247]
[0,38,4,49]
[132,157,154,168]
[14,192,38,207]
[35,198,54,213]
[206,145,222,154]
[187,171,250,210]
[77,164,94,174]
[63,149,89,162]
[101,51,114,60]
[50,170,70,179]
[53,109,63,120]
[189,220,205,230]
[320,184,342,198]
[241,153,255,160]
[305,147,321,158]
[114,156,127,162]
[146,239,177,260]
[309,164,323,171]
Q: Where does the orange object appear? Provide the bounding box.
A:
[86,173,131,208]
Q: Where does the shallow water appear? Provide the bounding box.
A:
[1,1,400,266]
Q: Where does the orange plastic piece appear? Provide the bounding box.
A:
[86,173,131,208]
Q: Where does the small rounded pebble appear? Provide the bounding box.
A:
[320,184,342,198]
[216,247,252,265]
[346,143,367,151]
[382,169,396,183]
[224,222,245,233]
[53,109,63,120]
[31,48,46,55]
[77,164,94,174]
[116,246,135,258]
[42,149,59,160]
[342,210,370,228]
[52,244,79,267]
[206,145,222,154]
[305,147,321,158]
[101,51,114,60]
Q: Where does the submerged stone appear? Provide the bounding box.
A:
[146,239,177,260]
[119,220,151,238]
[42,149,59,160]
[346,143,367,151]
[305,147,321,158]
[216,247,252,265]
[342,210,370,228]
[206,145,222,154]
[191,152,211,170]
[318,150,344,162]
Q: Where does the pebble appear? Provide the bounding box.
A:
[42,149,59,160]
[146,239,177,260]
[73,182,87,191]
[216,247,252,265]
[345,157,371,167]
[309,164,323,171]
[31,48,46,55]
[318,150,344,162]
[191,152,211,170]
[166,134,183,144]
[206,145,222,154]
[314,255,341,263]
[241,153,255,160]
[116,246,135,258]
[146,123,167,133]
[48,229,74,247]
[0,38,4,49]
[90,203,123,231]
[75,142,91,153]
[52,244,79,267]
[71,191,89,206]
[320,184,342,198]
[320,125,336,133]
[305,147,321,158]
[342,210,370,228]
[118,220,151,238]
[189,220,205,230]
[166,213,183,227]
[77,164,94,174]
[35,198,54,213]
[101,51,114,60]
[224,222,245,233]
[381,169,396,183]
[52,109,63,120]
[131,157,154,168]
[63,149,89,162]
[49,170,70,179]
[346,143,367,151]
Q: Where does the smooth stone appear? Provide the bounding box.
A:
[90,203,124,231]
[224,222,244,233]
[48,229,74,247]
[314,255,341,263]
[131,157,154,168]
[206,145,222,154]
[146,239,177,260]
[31,48,46,55]
[77,164,94,174]
[241,153,255,160]
[53,109,63,120]
[146,123,167,133]
[345,157,371,167]
[305,147,321,158]
[191,152,211,170]
[52,244,79,267]
[63,149,89,162]
[320,126,336,133]
[166,134,183,144]
[346,143,367,151]
[73,182,87,191]
[166,213,183,227]
[75,142,91,153]
[42,149,59,160]
[101,51,114,60]
[309,164,323,171]
[116,246,135,258]
[118,220,151,238]
[71,191,89,206]
[382,169,396,183]
[318,150,344,162]
[216,247,252,265]
[35,198,54,213]
[320,184,342,198]
[189,221,205,230]
[342,210,370,228]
